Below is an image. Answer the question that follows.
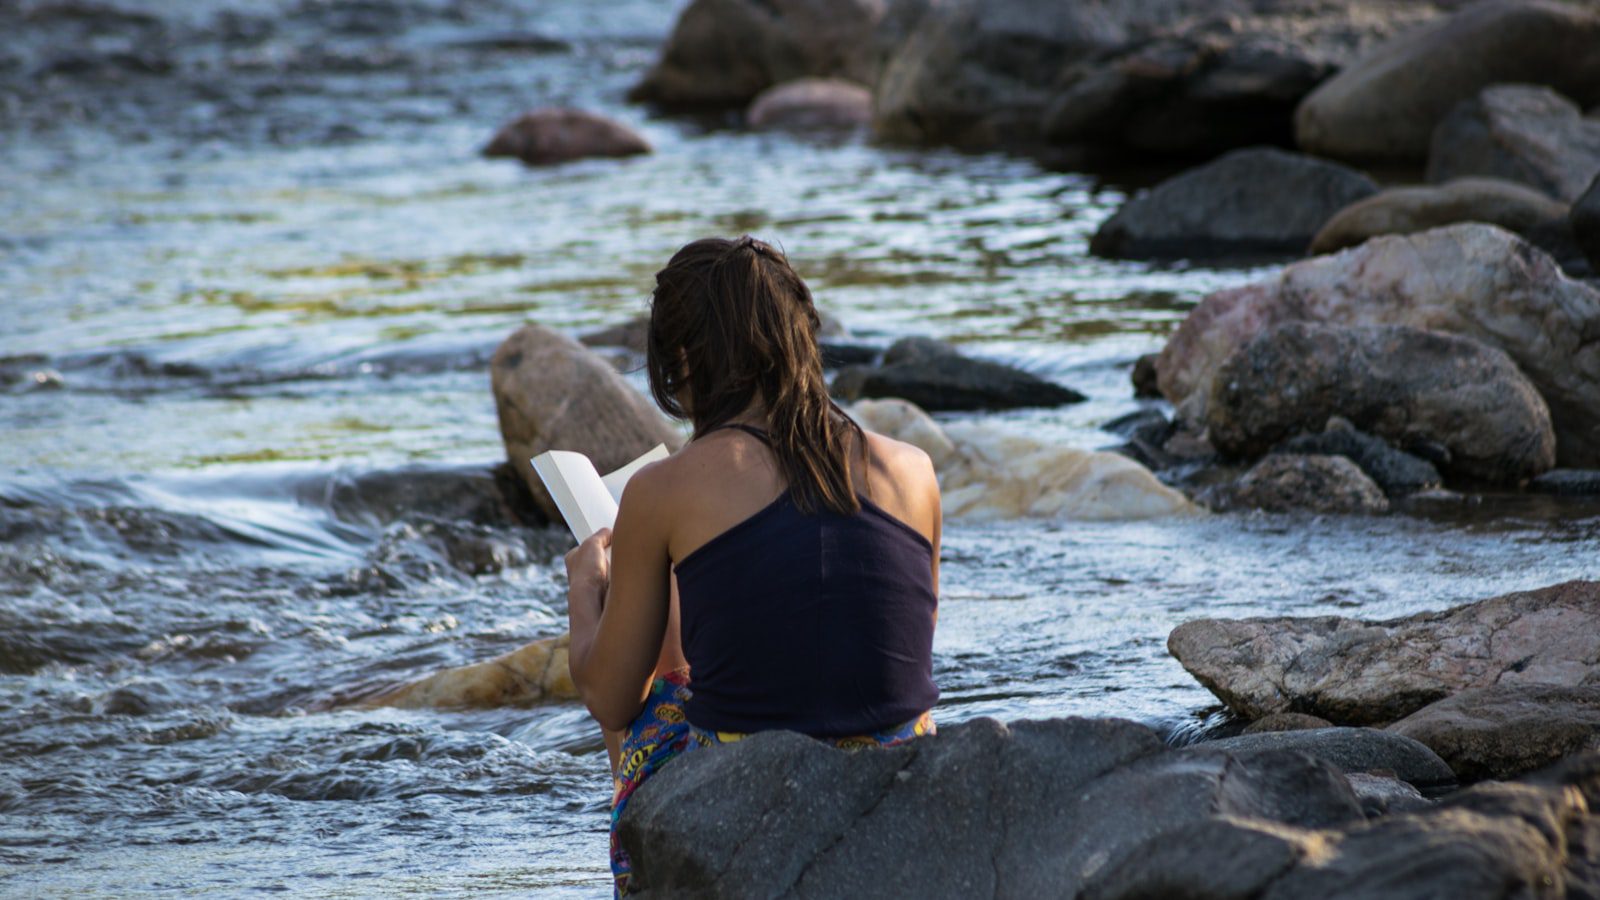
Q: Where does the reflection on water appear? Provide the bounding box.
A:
[2,0,1597,895]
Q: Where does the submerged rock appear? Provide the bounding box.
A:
[1294,0,1600,162]
[1168,579,1600,725]
[1156,224,1600,468]
[628,0,900,108]
[362,633,576,709]
[1310,177,1570,255]
[746,78,872,130]
[1090,147,1378,260]
[490,323,683,523]
[1206,323,1555,484]
[482,108,651,166]
[621,715,1600,898]
[851,398,1196,521]
[1529,469,1600,496]
[1214,454,1390,515]
[1427,84,1600,203]
[1389,684,1600,781]
[832,336,1085,412]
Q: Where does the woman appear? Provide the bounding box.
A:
[563,236,941,896]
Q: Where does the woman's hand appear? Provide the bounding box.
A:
[565,528,612,635]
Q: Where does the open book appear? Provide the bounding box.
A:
[530,444,670,542]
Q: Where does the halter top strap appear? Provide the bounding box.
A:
[704,422,771,445]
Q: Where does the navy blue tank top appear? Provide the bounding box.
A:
[673,424,939,737]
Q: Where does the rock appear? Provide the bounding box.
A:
[1167,579,1600,725]
[1155,224,1600,468]
[832,336,1086,412]
[1041,4,1448,158]
[1205,727,1457,795]
[1310,177,1571,255]
[361,633,577,709]
[1090,147,1377,260]
[1214,454,1390,515]
[1275,419,1441,497]
[871,0,1213,147]
[622,713,1600,899]
[1102,408,1170,443]
[1427,84,1600,203]
[1244,712,1335,735]
[746,77,872,130]
[1131,352,1161,398]
[851,398,1197,521]
[628,0,899,108]
[481,108,651,166]
[1207,323,1555,484]
[490,324,683,522]
[309,463,539,529]
[1343,772,1431,817]
[1529,468,1600,496]
[1294,0,1600,162]
[1389,684,1600,781]
[1574,171,1600,271]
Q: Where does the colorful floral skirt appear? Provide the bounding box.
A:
[609,670,934,897]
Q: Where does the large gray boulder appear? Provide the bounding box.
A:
[621,715,1600,898]
[1168,579,1600,725]
[1427,84,1600,203]
[1041,3,1448,158]
[1090,147,1378,260]
[1294,0,1600,162]
[490,324,683,522]
[628,0,907,108]
[831,336,1086,411]
[1390,684,1600,781]
[1205,323,1556,483]
[1155,224,1600,468]
[1310,177,1570,255]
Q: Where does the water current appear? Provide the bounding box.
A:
[3,0,1598,895]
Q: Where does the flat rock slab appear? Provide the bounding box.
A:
[1529,468,1600,495]
[1167,579,1600,725]
[623,716,1600,899]
[1205,727,1457,795]
[1390,684,1600,781]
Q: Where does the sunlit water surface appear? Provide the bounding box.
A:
[3,0,1597,895]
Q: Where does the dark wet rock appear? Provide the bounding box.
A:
[1090,147,1377,260]
[490,324,683,523]
[1131,352,1161,398]
[1529,468,1600,496]
[1205,727,1457,795]
[1275,419,1442,497]
[1310,177,1570,255]
[817,340,879,369]
[1039,3,1448,159]
[746,78,872,130]
[1294,0,1600,163]
[1208,323,1554,484]
[1344,772,1431,817]
[345,516,559,591]
[1103,408,1170,443]
[1168,579,1600,725]
[623,714,1600,899]
[621,716,1362,898]
[1575,171,1600,271]
[311,463,540,529]
[831,336,1085,412]
[1156,224,1600,469]
[1389,684,1600,781]
[629,0,901,108]
[1244,712,1335,735]
[482,108,650,166]
[1212,454,1390,515]
[1427,84,1600,203]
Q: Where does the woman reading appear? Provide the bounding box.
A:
[563,236,942,896]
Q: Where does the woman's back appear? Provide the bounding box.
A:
[662,425,939,736]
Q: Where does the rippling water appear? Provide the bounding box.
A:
[4,1,1599,895]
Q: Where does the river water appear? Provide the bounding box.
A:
[2,0,1597,895]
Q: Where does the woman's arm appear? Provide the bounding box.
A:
[565,464,676,732]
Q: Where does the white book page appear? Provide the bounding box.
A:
[531,451,616,543]
[531,444,669,542]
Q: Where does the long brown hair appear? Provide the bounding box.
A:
[647,236,864,515]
